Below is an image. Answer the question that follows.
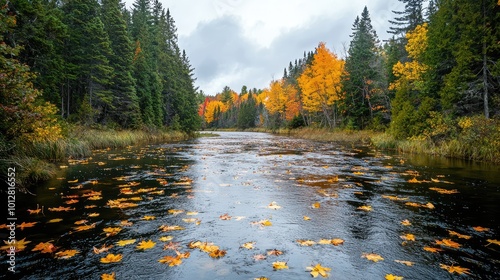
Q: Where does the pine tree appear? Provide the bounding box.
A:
[388,0,425,38]
[101,0,142,128]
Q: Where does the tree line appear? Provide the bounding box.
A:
[200,0,500,141]
[1,0,201,145]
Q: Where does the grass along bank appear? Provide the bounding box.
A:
[3,127,188,191]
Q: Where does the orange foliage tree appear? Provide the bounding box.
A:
[262,79,300,124]
[297,42,344,127]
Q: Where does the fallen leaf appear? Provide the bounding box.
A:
[88,213,100,218]
[136,240,156,250]
[48,206,75,212]
[241,242,255,250]
[55,249,79,259]
[385,274,403,280]
[47,218,63,223]
[318,239,332,245]
[72,223,96,232]
[486,239,500,246]
[100,253,123,263]
[74,220,88,225]
[382,195,408,201]
[101,272,115,280]
[159,225,185,232]
[400,219,412,226]
[220,213,232,220]
[429,187,459,194]
[163,242,181,251]
[182,218,198,223]
[254,278,269,280]
[473,226,489,232]
[312,202,321,208]
[306,263,331,278]
[253,254,267,261]
[423,246,443,253]
[297,239,316,246]
[267,201,282,210]
[209,249,226,258]
[330,239,345,246]
[303,216,311,221]
[103,227,122,237]
[120,220,132,226]
[400,234,415,241]
[267,249,283,256]
[272,261,289,270]
[186,211,198,216]
[395,260,414,266]
[448,230,471,239]
[357,205,372,212]
[440,264,471,275]
[67,179,78,183]
[17,222,38,230]
[141,215,156,221]
[93,244,113,254]
[435,238,461,249]
[159,236,174,242]
[158,255,183,266]
[362,253,384,262]
[116,239,136,246]
[32,242,57,253]
[1,238,31,252]
[175,250,190,259]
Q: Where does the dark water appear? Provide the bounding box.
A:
[1,132,499,279]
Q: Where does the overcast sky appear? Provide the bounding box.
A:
[126,0,404,95]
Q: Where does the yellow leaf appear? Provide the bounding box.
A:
[182,218,198,223]
[331,239,344,246]
[401,219,412,226]
[167,209,184,215]
[103,227,121,237]
[267,201,282,210]
[136,240,156,250]
[186,211,198,216]
[395,260,414,266]
[101,272,115,280]
[385,274,404,280]
[220,213,232,220]
[423,246,443,253]
[429,187,459,194]
[47,218,63,223]
[116,239,136,246]
[400,234,415,241]
[306,263,331,278]
[362,252,384,262]
[357,205,372,212]
[209,249,227,258]
[312,202,321,208]
[272,261,289,270]
[159,225,185,231]
[254,278,269,280]
[1,238,31,252]
[241,242,255,250]
[486,239,500,246]
[32,242,57,253]
[159,236,174,242]
[439,264,471,275]
[93,244,113,254]
[141,215,156,220]
[435,239,461,249]
[448,230,471,239]
[100,253,122,263]
[297,239,316,246]
[72,223,96,232]
[17,222,38,230]
[303,216,311,221]
[318,239,332,245]
[158,255,183,266]
[55,249,79,259]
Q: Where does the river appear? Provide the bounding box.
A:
[1,131,499,279]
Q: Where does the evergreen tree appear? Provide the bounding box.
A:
[388,0,425,38]
[101,0,142,128]
[342,7,385,129]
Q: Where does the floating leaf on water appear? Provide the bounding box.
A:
[253,254,267,260]
[429,187,459,194]
[103,227,121,237]
[141,215,156,221]
[272,261,289,270]
[330,239,345,246]
[473,226,489,232]
[116,239,136,246]
[48,206,75,212]
[182,218,198,223]
[267,201,282,210]
[158,255,183,266]
[72,223,96,233]
[93,244,113,254]
[167,209,184,215]
[401,219,412,226]
[159,225,185,232]
[209,249,226,258]
[159,236,174,242]
[435,238,461,249]
[136,240,156,250]
[382,195,409,201]
[100,254,122,263]
[303,216,311,220]
[67,179,78,183]
[306,263,331,278]
[47,218,63,223]
[400,234,415,241]
[101,272,115,280]
[163,242,181,251]
[297,239,316,246]
[32,242,57,253]
[55,249,79,259]
[186,211,199,216]
[312,202,321,209]
[439,264,471,275]
[241,242,255,250]
[259,219,272,226]
[395,260,414,266]
[362,252,384,262]
[486,239,500,246]
[1,238,31,252]
[385,274,404,280]
[423,246,443,253]
[17,222,37,230]
[220,213,232,220]
[88,212,100,217]
[448,230,471,239]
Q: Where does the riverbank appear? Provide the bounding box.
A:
[274,121,500,164]
[1,127,189,191]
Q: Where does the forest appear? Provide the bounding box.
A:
[199,0,500,162]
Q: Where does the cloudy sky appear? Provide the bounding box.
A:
[127,0,404,95]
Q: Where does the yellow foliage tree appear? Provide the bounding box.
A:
[297,42,344,127]
[389,23,428,92]
[263,79,300,122]
[204,100,227,124]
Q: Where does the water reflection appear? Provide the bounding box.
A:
[1,132,499,279]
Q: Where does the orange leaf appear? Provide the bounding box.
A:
[440,264,471,275]
[100,253,122,263]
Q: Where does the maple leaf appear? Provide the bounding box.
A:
[423,246,443,253]
[473,226,489,232]
[159,225,185,232]
[486,239,500,246]
[241,242,255,249]
[116,239,136,246]
[48,206,75,212]
[259,219,272,226]
[27,206,43,215]
[440,264,471,275]
[101,272,115,280]
[175,250,191,259]
[163,241,181,251]
[93,244,113,254]
[357,205,372,212]
[100,253,123,263]
[362,253,384,262]
[429,187,459,194]
[306,263,331,278]
[267,201,282,210]
[136,240,156,250]
[448,230,471,239]
[267,249,283,256]
[253,254,267,260]
[47,218,63,223]
[159,255,183,266]
[55,249,79,259]
[382,195,408,201]
[395,260,414,266]
[297,239,316,246]
[120,220,132,226]
[17,222,38,230]
[220,213,232,220]
[72,223,96,233]
[32,242,57,253]
[1,238,31,252]
[74,220,88,225]
[272,261,289,270]
[400,219,412,226]
[209,249,227,258]
[141,215,156,220]
[400,234,415,241]
[159,236,174,242]
[385,274,403,280]
[435,239,461,249]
